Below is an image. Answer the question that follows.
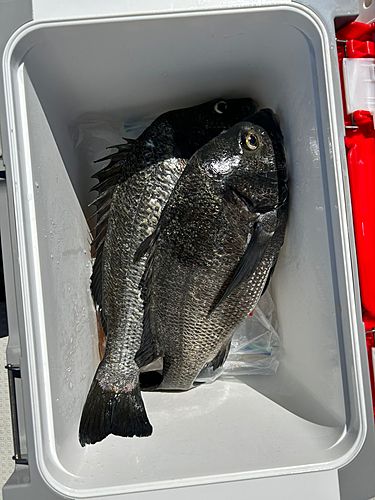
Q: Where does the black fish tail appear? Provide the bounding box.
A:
[79,378,152,446]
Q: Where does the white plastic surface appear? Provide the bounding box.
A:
[0,4,367,499]
[3,469,341,500]
[343,57,375,123]
[30,0,291,22]
[356,0,375,24]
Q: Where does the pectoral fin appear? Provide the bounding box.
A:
[134,325,160,369]
[211,212,277,313]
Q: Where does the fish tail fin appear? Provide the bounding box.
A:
[79,378,152,446]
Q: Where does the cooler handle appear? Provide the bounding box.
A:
[5,364,27,465]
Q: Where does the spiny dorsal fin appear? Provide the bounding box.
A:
[92,163,122,183]
[88,186,115,208]
[88,197,112,222]
[89,173,121,194]
[89,143,133,332]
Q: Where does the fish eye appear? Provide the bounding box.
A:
[214,101,227,114]
[244,132,259,151]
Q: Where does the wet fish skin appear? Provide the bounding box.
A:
[136,109,288,391]
[79,98,259,446]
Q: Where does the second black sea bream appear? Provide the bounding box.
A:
[79,98,259,446]
[135,109,288,391]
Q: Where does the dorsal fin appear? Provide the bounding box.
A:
[89,143,133,334]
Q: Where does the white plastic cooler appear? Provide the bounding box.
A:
[0,0,374,499]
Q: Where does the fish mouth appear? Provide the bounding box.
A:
[244,108,288,204]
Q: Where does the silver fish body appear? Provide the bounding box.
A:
[97,157,184,391]
[79,98,259,445]
[136,109,288,391]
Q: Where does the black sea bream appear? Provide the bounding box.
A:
[135,109,288,391]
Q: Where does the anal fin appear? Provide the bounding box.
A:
[134,326,160,369]
[207,341,231,371]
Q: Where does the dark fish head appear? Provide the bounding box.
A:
[194,108,287,211]
[165,98,259,158]
[248,108,288,207]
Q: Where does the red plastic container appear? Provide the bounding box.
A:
[337,22,375,416]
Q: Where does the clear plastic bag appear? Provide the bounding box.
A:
[195,290,282,384]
